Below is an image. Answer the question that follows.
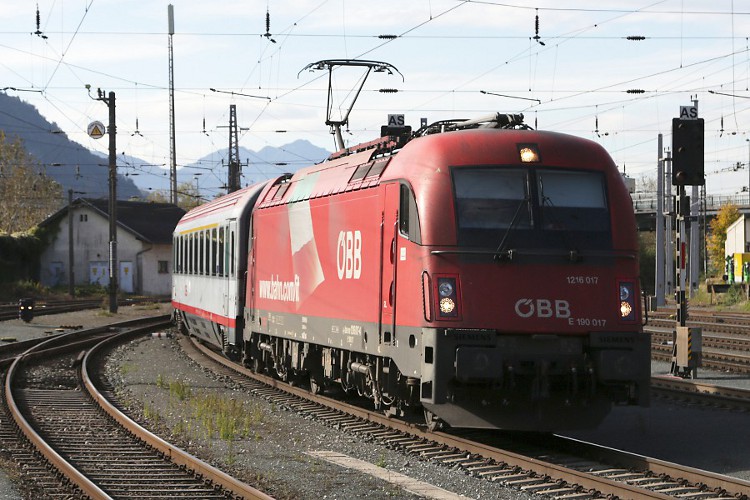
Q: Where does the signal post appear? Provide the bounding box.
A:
[670,101,703,378]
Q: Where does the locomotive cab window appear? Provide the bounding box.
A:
[452,167,611,251]
[453,169,531,231]
[537,170,609,232]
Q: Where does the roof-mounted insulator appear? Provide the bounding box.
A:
[34,3,47,39]
[264,9,276,43]
[533,8,545,46]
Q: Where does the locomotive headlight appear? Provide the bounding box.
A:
[618,281,636,321]
[440,297,456,314]
[620,301,632,317]
[435,276,460,319]
[518,144,540,163]
[438,281,454,297]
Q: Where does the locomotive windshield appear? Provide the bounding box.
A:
[452,167,611,251]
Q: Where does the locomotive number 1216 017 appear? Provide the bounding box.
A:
[566,275,599,285]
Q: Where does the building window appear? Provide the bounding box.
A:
[158,260,168,274]
[79,214,88,222]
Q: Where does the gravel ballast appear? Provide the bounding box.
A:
[104,332,535,500]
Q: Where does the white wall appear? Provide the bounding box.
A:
[40,205,172,296]
[725,215,749,256]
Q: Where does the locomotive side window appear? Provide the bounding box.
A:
[399,183,421,243]
[537,170,609,232]
[453,169,531,230]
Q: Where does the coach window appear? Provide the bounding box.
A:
[203,230,208,275]
[186,234,192,274]
[177,236,182,274]
[210,228,216,276]
[204,230,209,275]
[218,227,225,277]
[398,183,421,243]
[180,235,186,274]
[204,230,210,275]
[198,231,203,275]
[196,232,201,275]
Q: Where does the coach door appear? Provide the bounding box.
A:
[225,220,237,319]
[380,183,399,344]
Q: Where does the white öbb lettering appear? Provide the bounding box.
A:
[337,230,362,280]
[514,298,571,319]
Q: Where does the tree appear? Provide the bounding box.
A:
[0,131,63,234]
[145,181,203,211]
[707,203,740,276]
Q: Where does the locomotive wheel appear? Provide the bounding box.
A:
[309,376,322,395]
[251,357,265,374]
[424,409,445,432]
[175,311,189,335]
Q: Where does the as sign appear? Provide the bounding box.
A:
[387,114,405,127]
[679,106,698,120]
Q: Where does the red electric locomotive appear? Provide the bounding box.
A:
[175,113,649,431]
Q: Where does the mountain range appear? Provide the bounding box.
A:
[0,92,330,201]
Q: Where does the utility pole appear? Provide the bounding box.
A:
[91,89,119,314]
[106,91,118,314]
[228,104,241,192]
[168,4,177,204]
[655,134,665,307]
[86,85,117,313]
[68,189,75,298]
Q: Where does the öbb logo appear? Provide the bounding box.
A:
[337,230,362,280]
[514,298,571,319]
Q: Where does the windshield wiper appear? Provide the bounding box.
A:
[539,185,580,262]
[493,197,529,261]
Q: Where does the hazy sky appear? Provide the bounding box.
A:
[2,1,750,195]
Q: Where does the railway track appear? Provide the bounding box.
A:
[647,309,750,372]
[182,334,750,500]
[651,375,750,410]
[0,297,167,322]
[2,316,271,499]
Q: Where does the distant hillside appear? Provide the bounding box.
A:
[0,92,141,199]
[0,92,331,202]
[123,139,331,200]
